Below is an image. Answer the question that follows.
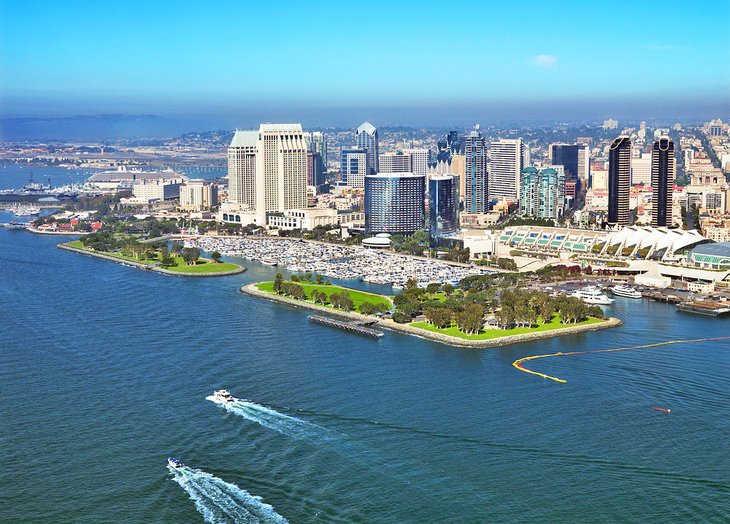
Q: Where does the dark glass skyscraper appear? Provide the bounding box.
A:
[651,137,675,227]
[464,129,488,213]
[608,136,631,226]
[365,173,425,234]
[429,175,459,237]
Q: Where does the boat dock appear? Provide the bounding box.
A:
[642,291,683,304]
[308,315,384,338]
[676,301,730,317]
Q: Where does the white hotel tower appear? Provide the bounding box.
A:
[226,124,308,224]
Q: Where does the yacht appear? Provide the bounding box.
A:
[206,389,236,405]
[572,286,614,305]
[261,258,278,266]
[610,284,642,299]
[168,457,184,469]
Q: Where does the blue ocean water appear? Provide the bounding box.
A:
[1,228,728,523]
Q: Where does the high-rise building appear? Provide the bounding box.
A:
[378,152,412,173]
[489,138,524,201]
[608,135,632,226]
[226,124,308,224]
[180,179,218,211]
[340,148,368,188]
[303,131,327,186]
[464,129,488,213]
[549,143,590,190]
[519,167,565,219]
[356,122,379,175]
[303,131,327,166]
[365,172,425,234]
[228,129,259,211]
[404,148,430,178]
[429,175,459,237]
[631,153,652,186]
[652,137,675,227]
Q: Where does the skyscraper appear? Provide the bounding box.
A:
[404,148,430,178]
[429,175,459,236]
[549,143,590,191]
[489,138,524,201]
[608,135,632,226]
[378,152,412,173]
[651,137,675,227]
[340,148,368,188]
[303,131,327,185]
[227,124,309,224]
[365,172,425,234]
[464,128,488,213]
[356,122,379,175]
[519,167,565,220]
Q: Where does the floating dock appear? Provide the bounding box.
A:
[676,301,730,317]
[308,315,384,338]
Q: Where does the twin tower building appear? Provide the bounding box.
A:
[608,135,675,227]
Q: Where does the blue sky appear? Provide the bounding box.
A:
[1,0,728,124]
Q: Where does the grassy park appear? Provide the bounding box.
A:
[256,279,392,314]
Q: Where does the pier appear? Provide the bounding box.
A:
[307,315,384,338]
[676,301,730,317]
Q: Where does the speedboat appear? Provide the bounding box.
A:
[572,286,614,305]
[610,284,642,299]
[207,389,236,405]
[168,457,184,469]
[261,258,278,266]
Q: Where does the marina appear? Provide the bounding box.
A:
[187,236,493,288]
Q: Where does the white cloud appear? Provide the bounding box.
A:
[531,54,558,68]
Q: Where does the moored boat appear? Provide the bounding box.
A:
[610,284,642,299]
[571,286,614,305]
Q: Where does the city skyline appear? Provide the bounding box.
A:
[1,1,728,125]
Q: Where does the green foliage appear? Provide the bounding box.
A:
[181,247,200,265]
[211,251,222,263]
[424,307,453,329]
[392,311,411,323]
[273,273,283,294]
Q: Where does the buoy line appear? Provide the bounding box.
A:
[512,336,730,383]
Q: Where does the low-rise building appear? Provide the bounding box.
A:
[267,208,339,230]
[180,179,218,211]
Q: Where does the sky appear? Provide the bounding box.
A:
[1,0,729,127]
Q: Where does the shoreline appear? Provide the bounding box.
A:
[58,242,247,277]
[241,283,623,348]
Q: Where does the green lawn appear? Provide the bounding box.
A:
[65,242,241,274]
[411,314,604,340]
[256,281,392,312]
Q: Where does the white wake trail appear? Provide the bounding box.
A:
[168,465,289,524]
[209,397,333,441]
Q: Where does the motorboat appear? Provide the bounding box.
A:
[261,258,278,266]
[610,284,642,299]
[168,457,184,469]
[206,389,236,405]
[571,286,614,305]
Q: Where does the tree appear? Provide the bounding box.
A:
[392,311,411,323]
[442,283,454,296]
[181,247,200,266]
[404,277,418,291]
[455,303,484,334]
[211,251,222,263]
[273,273,283,294]
[316,274,324,284]
[425,283,440,295]
[359,302,378,315]
[495,306,515,329]
[425,307,453,329]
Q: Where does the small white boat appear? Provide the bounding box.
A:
[572,286,614,305]
[206,389,236,405]
[261,259,278,266]
[168,457,183,469]
[610,284,642,299]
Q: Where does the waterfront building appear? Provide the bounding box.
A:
[356,122,379,175]
[429,175,459,237]
[489,138,524,201]
[378,152,412,173]
[365,172,425,234]
[608,135,632,226]
[267,208,339,230]
[464,129,488,213]
[180,179,218,211]
[651,137,675,227]
[519,167,565,220]
[340,148,368,188]
[226,124,308,224]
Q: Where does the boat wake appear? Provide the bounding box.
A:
[207,396,333,441]
[168,464,289,524]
